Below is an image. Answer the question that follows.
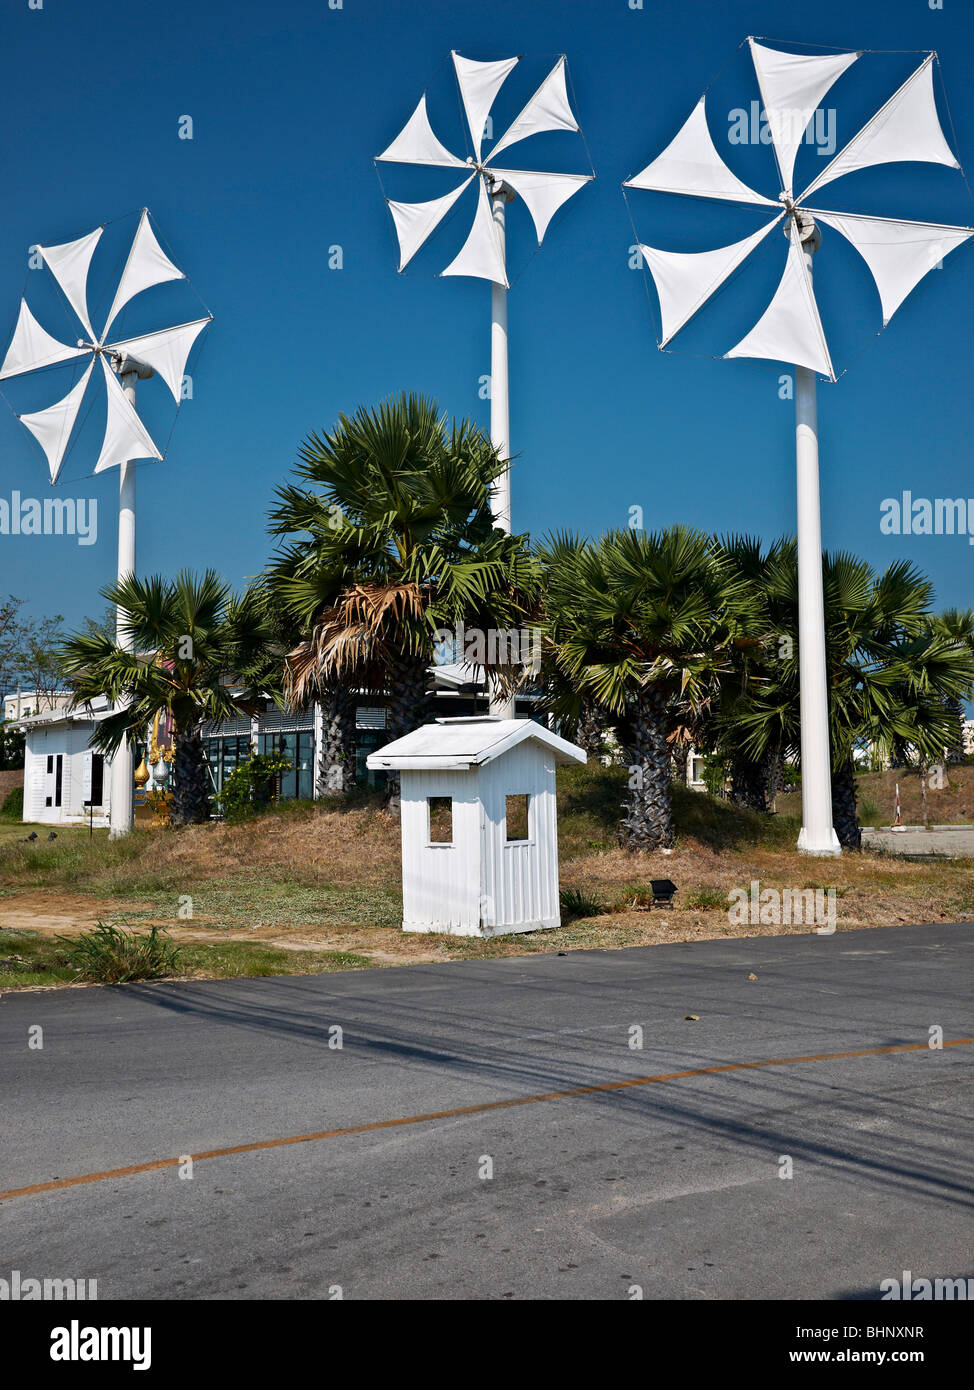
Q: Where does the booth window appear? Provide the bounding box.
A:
[506,794,530,842]
[427,796,453,844]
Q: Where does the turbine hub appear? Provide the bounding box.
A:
[112,351,155,380]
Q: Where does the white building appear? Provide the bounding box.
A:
[367,716,585,937]
[3,689,73,722]
[18,698,115,826]
[8,662,547,825]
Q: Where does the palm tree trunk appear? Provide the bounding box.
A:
[763,744,785,812]
[316,686,356,797]
[576,698,604,761]
[170,728,211,826]
[830,757,861,850]
[670,733,691,786]
[729,755,768,812]
[920,758,929,831]
[383,652,430,808]
[730,743,785,813]
[618,688,675,850]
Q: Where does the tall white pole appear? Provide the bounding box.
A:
[108,367,140,838]
[488,183,516,718]
[489,185,512,535]
[794,221,841,857]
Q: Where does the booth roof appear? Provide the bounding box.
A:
[366,716,586,771]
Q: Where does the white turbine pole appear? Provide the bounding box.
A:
[489,182,513,534]
[109,359,152,838]
[488,182,517,719]
[794,219,840,857]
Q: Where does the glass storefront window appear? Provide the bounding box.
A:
[258,730,315,801]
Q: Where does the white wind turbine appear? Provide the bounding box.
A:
[376,51,592,534]
[1,208,212,837]
[624,39,973,857]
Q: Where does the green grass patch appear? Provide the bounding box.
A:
[0,926,374,989]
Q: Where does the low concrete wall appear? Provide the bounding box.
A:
[863,826,974,858]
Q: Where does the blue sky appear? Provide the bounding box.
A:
[1,0,972,637]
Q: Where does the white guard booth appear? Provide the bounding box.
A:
[367,716,586,937]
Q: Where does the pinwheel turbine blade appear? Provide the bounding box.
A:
[108,316,213,402]
[442,177,508,285]
[749,39,859,195]
[726,222,835,378]
[810,208,974,325]
[103,209,187,339]
[625,98,778,208]
[37,227,102,339]
[487,55,579,163]
[452,51,519,161]
[639,216,783,346]
[488,168,591,244]
[93,355,163,474]
[0,299,88,378]
[376,94,470,168]
[800,54,959,201]
[17,360,94,483]
[386,177,475,272]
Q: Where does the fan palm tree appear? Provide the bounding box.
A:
[722,552,974,847]
[929,608,974,763]
[266,392,541,803]
[710,535,789,812]
[540,526,756,849]
[59,571,276,826]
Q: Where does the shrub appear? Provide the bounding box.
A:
[858,796,881,827]
[613,883,656,910]
[220,750,292,823]
[559,886,606,921]
[683,887,727,910]
[0,785,23,820]
[703,756,728,798]
[55,922,182,984]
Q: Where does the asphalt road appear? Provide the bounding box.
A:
[2,921,973,1300]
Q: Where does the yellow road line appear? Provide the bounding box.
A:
[3,1036,972,1203]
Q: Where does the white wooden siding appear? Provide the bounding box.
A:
[401,769,482,933]
[478,743,560,932]
[22,725,111,825]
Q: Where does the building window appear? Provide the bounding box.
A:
[204,736,255,802]
[258,730,315,801]
[427,796,453,844]
[90,754,104,807]
[355,707,387,730]
[505,794,530,843]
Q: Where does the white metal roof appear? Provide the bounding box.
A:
[366,716,586,771]
[10,696,113,730]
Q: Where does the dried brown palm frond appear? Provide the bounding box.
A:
[284,581,425,709]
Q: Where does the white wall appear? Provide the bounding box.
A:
[400,768,482,933]
[479,743,560,932]
[23,724,111,826]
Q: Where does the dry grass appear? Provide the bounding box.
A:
[1,765,972,985]
[777,762,974,827]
